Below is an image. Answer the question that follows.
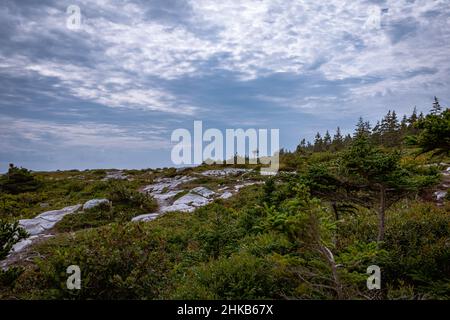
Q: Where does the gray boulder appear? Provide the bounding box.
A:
[173,193,211,207]
[191,186,215,198]
[83,199,110,210]
[18,204,82,236]
[132,213,160,222]
[220,191,233,199]
[161,203,195,213]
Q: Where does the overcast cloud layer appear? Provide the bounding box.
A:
[1,0,449,171]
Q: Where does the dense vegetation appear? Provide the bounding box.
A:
[0,101,449,299]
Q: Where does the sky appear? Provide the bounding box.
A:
[0,0,449,172]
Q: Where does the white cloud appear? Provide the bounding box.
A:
[1,0,449,113]
[0,116,170,151]
[0,56,197,114]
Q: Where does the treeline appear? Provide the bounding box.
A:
[292,96,446,153]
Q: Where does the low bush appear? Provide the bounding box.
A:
[0,220,28,260]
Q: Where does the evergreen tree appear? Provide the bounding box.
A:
[364,120,372,134]
[343,134,353,146]
[372,121,382,145]
[390,111,400,131]
[430,96,442,115]
[401,115,408,130]
[314,132,323,152]
[296,138,307,153]
[379,110,401,147]
[300,138,306,149]
[332,127,344,151]
[381,110,390,131]
[354,117,371,139]
[408,106,418,126]
[323,130,332,150]
[407,107,420,136]
[418,112,424,121]
[340,136,438,241]
[409,108,450,155]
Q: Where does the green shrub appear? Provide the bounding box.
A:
[55,203,114,232]
[0,164,40,195]
[12,222,180,299]
[108,182,157,212]
[382,202,450,298]
[173,252,279,299]
[0,267,24,287]
[0,220,28,260]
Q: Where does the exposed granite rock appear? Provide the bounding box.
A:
[173,193,212,207]
[11,234,54,253]
[143,176,195,194]
[103,171,128,180]
[234,181,263,191]
[131,213,159,222]
[191,186,215,198]
[3,204,82,260]
[435,190,447,201]
[220,191,233,199]
[18,204,82,236]
[200,168,250,176]
[161,203,195,213]
[152,190,185,201]
[83,199,110,210]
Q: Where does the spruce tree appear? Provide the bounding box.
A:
[323,130,332,150]
[296,138,307,153]
[340,136,438,241]
[408,106,418,126]
[430,96,442,115]
[411,108,450,155]
[332,127,344,151]
[372,121,382,145]
[343,134,353,146]
[314,132,323,152]
[354,117,371,139]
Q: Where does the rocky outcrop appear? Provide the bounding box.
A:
[83,199,110,210]
[152,190,185,201]
[132,170,261,222]
[5,204,83,259]
[142,176,195,194]
[173,193,212,207]
[5,198,110,259]
[191,186,216,198]
[220,191,233,199]
[131,213,159,222]
[103,171,128,180]
[18,204,82,236]
[234,181,264,191]
[200,168,250,176]
[160,203,195,213]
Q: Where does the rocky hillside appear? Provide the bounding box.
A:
[0,157,449,299]
[1,167,264,270]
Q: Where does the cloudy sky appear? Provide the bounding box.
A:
[1,0,449,172]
